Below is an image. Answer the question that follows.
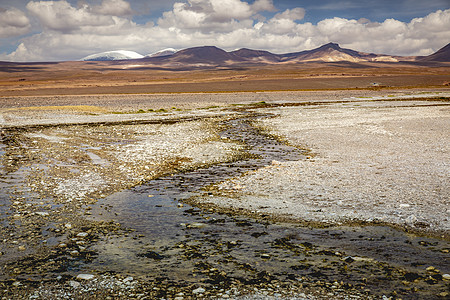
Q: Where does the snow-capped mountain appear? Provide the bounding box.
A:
[80,50,144,61]
[146,48,177,58]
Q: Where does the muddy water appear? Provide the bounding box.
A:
[84,116,450,298]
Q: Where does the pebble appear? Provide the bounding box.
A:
[193,287,206,294]
[271,160,282,166]
[188,222,207,229]
[35,212,49,216]
[77,232,89,238]
[69,281,81,288]
[18,246,26,251]
[426,266,439,273]
[65,223,72,229]
[76,274,95,280]
[442,274,450,280]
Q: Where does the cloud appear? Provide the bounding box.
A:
[92,0,133,16]
[1,0,449,62]
[158,0,275,32]
[312,9,450,55]
[273,8,305,21]
[260,8,306,34]
[0,7,31,38]
[251,0,276,12]
[26,1,117,32]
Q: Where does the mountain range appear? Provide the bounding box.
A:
[80,42,450,65]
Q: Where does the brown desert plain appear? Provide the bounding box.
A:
[0,47,449,299]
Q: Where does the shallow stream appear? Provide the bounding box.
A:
[82,115,450,298]
[0,112,448,298]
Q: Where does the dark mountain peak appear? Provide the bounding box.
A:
[317,42,341,51]
[419,43,450,62]
[231,48,280,62]
[232,48,275,57]
[161,45,242,64]
[176,45,227,56]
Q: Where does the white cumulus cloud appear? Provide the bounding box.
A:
[26,0,117,32]
[1,0,449,62]
[92,0,133,16]
[0,7,31,38]
[158,0,275,32]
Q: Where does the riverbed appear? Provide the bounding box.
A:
[0,91,449,299]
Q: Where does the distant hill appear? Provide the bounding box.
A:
[150,46,244,64]
[145,43,413,65]
[418,43,450,62]
[279,43,375,62]
[230,48,281,63]
[77,43,449,65]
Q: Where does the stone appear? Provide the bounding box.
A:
[442,274,450,280]
[69,280,81,288]
[271,160,282,166]
[18,246,26,251]
[193,287,206,294]
[188,222,207,229]
[76,274,95,280]
[426,266,439,273]
[35,212,49,216]
[77,232,89,238]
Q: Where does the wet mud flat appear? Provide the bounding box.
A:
[0,96,449,299]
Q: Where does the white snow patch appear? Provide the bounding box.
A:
[146,48,177,57]
[80,50,144,61]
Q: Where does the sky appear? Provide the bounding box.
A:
[0,0,449,62]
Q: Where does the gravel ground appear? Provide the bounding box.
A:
[1,89,449,299]
[1,88,448,112]
[206,97,450,236]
